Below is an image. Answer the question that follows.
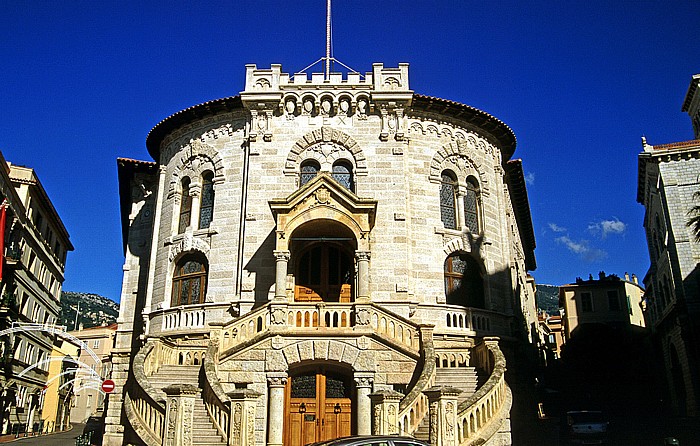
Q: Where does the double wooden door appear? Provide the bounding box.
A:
[295,245,353,302]
[285,370,352,446]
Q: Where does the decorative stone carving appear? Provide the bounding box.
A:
[169,234,210,261]
[356,309,371,326]
[271,308,286,325]
[356,335,370,350]
[357,98,368,120]
[315,186,331,204]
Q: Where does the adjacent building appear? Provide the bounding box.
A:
[637,72,700,417]
[0,151,73,434]
[559,272,645,339]
[68,324,116,423]
[107,62,537,446]
[538,312,565,363]
[41,337,79,433]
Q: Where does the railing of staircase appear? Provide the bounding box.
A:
[287,303,354,328]
[127,341,166,446]
[362,303,421,353]
[397,325,435,435]
[455,337,508,445]
[219,304,271,352]
[201,339,230,442]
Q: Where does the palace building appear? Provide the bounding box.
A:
[106,62,537,446]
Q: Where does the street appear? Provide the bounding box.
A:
[3,424,86,446]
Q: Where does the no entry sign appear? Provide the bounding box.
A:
[102,379,116,393]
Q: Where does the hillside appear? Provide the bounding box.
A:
[60,291,119,330]
[536,284,560,315]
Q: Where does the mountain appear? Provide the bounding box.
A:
[536,284,560,315]
[60,291,119,330]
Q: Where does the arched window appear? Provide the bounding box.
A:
[178,178,192,233]
[444,253,484,308]
[300,160,320,187]
[199,172,215,229]
[332,161,354,192]
[464,177,480,232]
[172,255,207,306]
[440,171,458,230]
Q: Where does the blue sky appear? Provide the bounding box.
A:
[1,1,699,302]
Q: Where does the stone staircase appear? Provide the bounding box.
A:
[148,365,226,446]
[414,367,480,441]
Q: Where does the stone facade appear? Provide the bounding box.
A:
[638,73,700,418]
[0,151,73,435]
[108,63,537,446]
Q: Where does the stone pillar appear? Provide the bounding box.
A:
[424,386,462,446]
[354,373,374,435]
[356,251,371,301]
[266,373,287,446]
[368,390,403,435]
[227,389,262,446]
[163,384,199,446]
[102,351,130,446]
[273,251,290,301]
[456,185,466,230]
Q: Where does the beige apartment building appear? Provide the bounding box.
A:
[41,337,80,433]
[0,151,73,435]
[68,324,116,423]
[106,61,538,446]
[559,272,645,339]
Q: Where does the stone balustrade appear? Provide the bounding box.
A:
[201,340,230,442]
[360,303,421,353]
[218,306,271,352]
[126,341,166,446]
[455,338,510,445]
[161,305,206,331]
[397,325,435,435]
[287,303,353,328]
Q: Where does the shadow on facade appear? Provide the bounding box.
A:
[245,229,276,307]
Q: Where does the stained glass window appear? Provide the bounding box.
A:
[332,161,354,192]
[300,160,320,187]
[440,172,457,229]
[172,256,207,306]
[178,178,192,233]
[464,179,479,232]
[199,172,215,229]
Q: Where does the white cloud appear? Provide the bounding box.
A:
[524,172,535,186]
[588,217,627,238]
[548,223,567,233]
[555,235,607,262]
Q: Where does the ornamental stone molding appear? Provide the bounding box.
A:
[168,234,210,262]
[161,116,244,165]
[167,138,225,199]
[429,142,490,198]
[283,127,368,176]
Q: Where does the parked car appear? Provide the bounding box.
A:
[306,436,429,446]
[561,410,609,445]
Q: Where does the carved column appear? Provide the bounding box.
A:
[227,389,262,446]
[424,386,462,446]
[356,251,371,301]
[368,390,402,435]
[456,185,466,230]
[266,373,287,446]
[273,251,290,301]
[354,373,374,435]
[163,384,199,446]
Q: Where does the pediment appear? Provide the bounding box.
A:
[269,173,377,247]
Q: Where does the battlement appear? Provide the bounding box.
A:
[242,62,411,94]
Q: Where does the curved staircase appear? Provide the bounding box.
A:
[147,365,226,446]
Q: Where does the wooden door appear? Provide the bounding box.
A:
[285,370,352,446]
[295,245,353,302]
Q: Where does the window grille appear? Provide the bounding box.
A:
[199,172,215,229]
[178,178,192,233]
[440,173,457,229]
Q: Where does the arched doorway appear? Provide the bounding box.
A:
[284,365,353,446]
[292,220,356,303]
